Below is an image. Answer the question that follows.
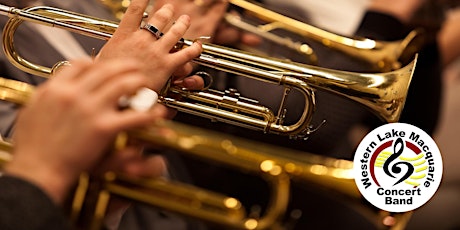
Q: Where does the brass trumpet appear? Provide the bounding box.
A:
[0,4,416,140]
[0,77,412,229]
[226,0,424,72]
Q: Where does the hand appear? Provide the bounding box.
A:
[438,9,460,67]
[152,0,228,41]
[152,0,261,46]
[96,0,203,92]
[212,12,262,46]
[5,59,158,204]
[97,145,168,229]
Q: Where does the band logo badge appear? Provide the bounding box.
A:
[353,123,443,212]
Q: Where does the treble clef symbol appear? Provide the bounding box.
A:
[383,138,414,186]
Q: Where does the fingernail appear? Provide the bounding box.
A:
[173,79,183,85]
[183,77,197,89]
[194,40,202,46]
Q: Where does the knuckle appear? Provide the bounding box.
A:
[126,4,144,16]
[169,27,184,39]
[154,8,173,24]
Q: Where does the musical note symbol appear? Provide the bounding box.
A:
[383,138,415,186]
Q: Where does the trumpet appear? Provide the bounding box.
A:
[0,4,416,140]
[226,0,424,72]
[0,77,412,229]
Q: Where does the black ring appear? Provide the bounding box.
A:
[142,23,163,39]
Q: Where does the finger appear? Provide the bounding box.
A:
[197,2,229,38]
[94,72,150,108]
[106,109,157,133]
[169,40,202,67]
[241,33,263,46]
[173,75,205,90]
[51,59,93,82]
[159,14,190,49]
[117,0,149,33]
[213,23,241,45]
[146,4,175,34]
[172,62,194,78]
[122,155,167,178]
[194,0,227,12]
[203,0,228,20]
[193,0,211,7]
[95,145,144,175]
[150,104,177,120]
[152,0,168,12]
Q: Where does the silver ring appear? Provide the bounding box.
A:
[142,23,163,39]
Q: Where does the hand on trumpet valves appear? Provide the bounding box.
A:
[96,0,203,92]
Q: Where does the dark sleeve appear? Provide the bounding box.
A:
[0,175,73,230]
[355,11,408,40]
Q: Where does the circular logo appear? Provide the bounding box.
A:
[353,123,443,212]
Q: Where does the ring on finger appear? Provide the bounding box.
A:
[141,23,163,39]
